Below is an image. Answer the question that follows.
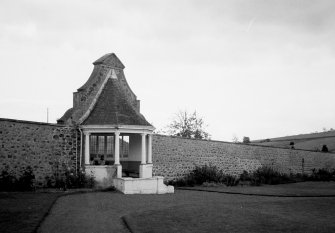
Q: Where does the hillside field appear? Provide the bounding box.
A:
[251,131,335,153]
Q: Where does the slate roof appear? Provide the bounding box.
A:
[83,78,152,126]
[93,53,125,69]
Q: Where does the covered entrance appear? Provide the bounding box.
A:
[82,126,153,180]
[81,125,173,194]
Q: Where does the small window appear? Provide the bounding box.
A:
[120,135,129,158]
[89,134,114,164]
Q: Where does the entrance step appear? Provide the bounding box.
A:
[113,176,174,194]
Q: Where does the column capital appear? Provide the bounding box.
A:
[114,131,120,136]
[141,133,147,136]
[84,131,90,136]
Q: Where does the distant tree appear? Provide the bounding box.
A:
[289,141,295,149]
[243,137,250,144]
[313,147,320,152]
[321,145,329,152]
[330,128,334,131]
[322,127,327,132]
[232,135,239,143]
[166,110,210,140]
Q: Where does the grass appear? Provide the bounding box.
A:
[0,192,61,233]
[181,181,335,196]
[38,182,335,233]
[251,131,335,152]
[124,197,335,233]
[253,138,335,152]
[253,130,335,142]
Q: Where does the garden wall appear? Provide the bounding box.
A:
[0,118,79,186]
[2,118,335,186]
[152,135,335,180]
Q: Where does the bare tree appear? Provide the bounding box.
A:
[232,134,239,143]
[166,110,210,140]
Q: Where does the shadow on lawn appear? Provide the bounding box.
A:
[0,192,61,233]
[0,187,116,233]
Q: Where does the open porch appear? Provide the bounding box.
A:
[81,125,173,194]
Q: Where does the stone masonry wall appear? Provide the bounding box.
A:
[72,66,106,122]
[0,118,79,186]
[152,134,335,181]
[2,118,335,186]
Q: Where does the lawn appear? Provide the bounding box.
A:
[38,182,335,233]
[0,192,61,233]
[180,181,335,197]
[124,196,335,233]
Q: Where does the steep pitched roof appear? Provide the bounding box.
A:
[77,53,125,92]
[93,53,125,69]
[82,78,151,126]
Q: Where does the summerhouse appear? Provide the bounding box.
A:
[58,53,173,194]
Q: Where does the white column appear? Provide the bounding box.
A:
[84,132,90,165]
[114,131,120,165]
[141,133,147,164]
[147,134,152,164]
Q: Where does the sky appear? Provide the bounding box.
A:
[0,0,334,141]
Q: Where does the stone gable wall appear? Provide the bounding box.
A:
[152,134,335,180]
[72,66,107,122]
[0,118,79,186]
[117,70,139,110]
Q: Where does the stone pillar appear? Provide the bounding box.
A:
[84,132,90,165]
[114,131,120,165]
[114,131,122,178]
[141,133,147,164]
[140,133,151,178]
[147,134,152,164]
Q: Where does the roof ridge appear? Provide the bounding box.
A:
[93,53,125,69]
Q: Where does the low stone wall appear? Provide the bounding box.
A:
[152,134,335,180]
[0,118,79,186]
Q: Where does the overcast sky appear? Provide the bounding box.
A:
[0,0,334,141]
